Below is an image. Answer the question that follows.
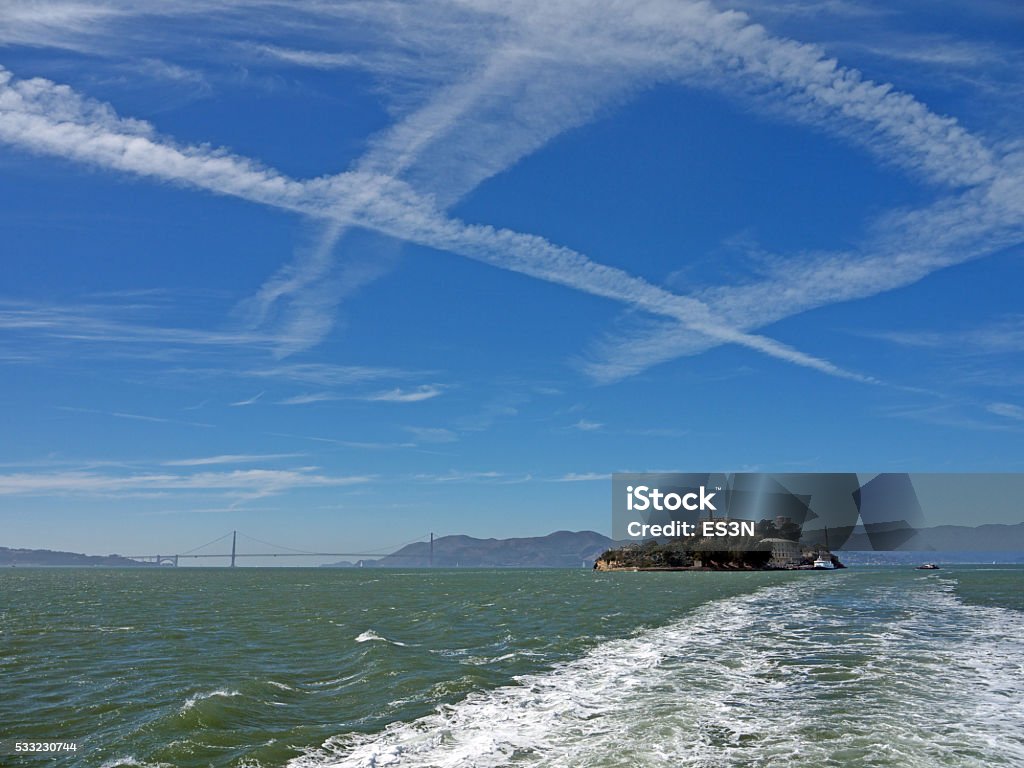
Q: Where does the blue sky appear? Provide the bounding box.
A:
[1,0,1023,561]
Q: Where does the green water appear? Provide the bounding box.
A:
[1,566,1022,767]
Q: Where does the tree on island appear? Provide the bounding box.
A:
[754,518,802,542]
[596,532,771,570]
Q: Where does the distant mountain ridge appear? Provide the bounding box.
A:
[5,522,1021,569]
[0,547,152,567]
[336,523,1024,568]
[323,530,615,568]
[841,522,1024,552]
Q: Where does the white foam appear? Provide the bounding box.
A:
[355,630,408,647]
[291,576,1024,768]
[180,688,241,713]
[100,758,173,768]
[462,650,544,666]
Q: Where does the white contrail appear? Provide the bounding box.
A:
[2,0,1016,383]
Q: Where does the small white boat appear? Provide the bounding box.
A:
[813,528,837,570]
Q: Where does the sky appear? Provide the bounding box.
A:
[1,0,1023,563]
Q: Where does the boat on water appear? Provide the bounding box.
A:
[812,528,836,570]
[915,563,940,570]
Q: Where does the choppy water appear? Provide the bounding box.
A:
[1,566,1022,767]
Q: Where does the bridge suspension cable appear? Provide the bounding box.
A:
[235,531,320,555]
[178,530,235,555]
[232,530,434,556]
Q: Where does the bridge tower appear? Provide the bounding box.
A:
[230,530,237,567]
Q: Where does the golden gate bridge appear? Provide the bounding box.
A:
[128,530,434,567]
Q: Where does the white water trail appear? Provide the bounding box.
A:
[292,575,1024,768]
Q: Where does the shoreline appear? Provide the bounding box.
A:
[594,564,843,572]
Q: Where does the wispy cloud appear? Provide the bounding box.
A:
[0,46,864,382]
[230,391,263,407]
[552,472,609,482]
[0,61,865,382]
[404,426,459,443]
[267,432,417,451]
[0,467,371,498]
[233,224,401,358]
[987,402,1024,421]
[455,395,522,432]
[277,392,339,406]
[868,316,1024,355]
[367,385,444,403]
[244,363,422,386]
[413,470,531,484]
[0,299,286,357]
[840,35,1012,69]
[134,57,211,88]
[0,2,125,51]
[626,427,690,438]
[161,453,304,467]
[248,44,371,70]
[57,406,213,429]
[584,172,1024,382]
[571,418,604,432]
[243,43,424,77]
[111,411,211,427]
[276,385,443,405]
[877,401,1018,432]
[1,0,1020,389]
[726,0,888,19]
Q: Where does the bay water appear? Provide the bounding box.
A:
[2,565,1022,767]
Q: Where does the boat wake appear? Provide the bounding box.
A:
[291,575,1024,768]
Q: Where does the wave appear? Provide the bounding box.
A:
[355,630,408,647]
[99,758,174,768]
[180,689,241,714]
[290,575,1024,768]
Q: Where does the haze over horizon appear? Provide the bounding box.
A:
[2,0,1024,560]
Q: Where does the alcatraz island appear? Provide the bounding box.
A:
[594,516,845,571]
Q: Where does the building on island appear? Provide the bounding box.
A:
[760,537,802,568]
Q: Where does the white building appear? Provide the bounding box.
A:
[760,537,802,568]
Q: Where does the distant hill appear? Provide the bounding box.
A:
[838,550,1024,565]
[0,547,153,567]
[324,530,615,568]
[322,522,1024,568]
[841,522,1024,552]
